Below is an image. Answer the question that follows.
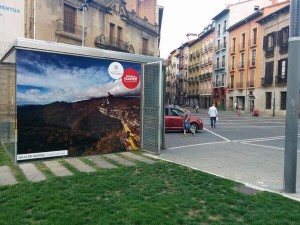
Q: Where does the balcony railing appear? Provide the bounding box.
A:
[215,45,221,52]
[261,77,273,86]
[218,81,225,87]
[238,62,245,70]
[249,39,257,47]
[239,43,246,51]
[230,64,235,71]
[275,76,287,85]
[230,46,236,54]
[236,81,244,89]
[279,42,288,54]
[249,59,256,67]
[247,80,255,88]
[221,42,227,50]
[56,19,86,38]
[228,83,234,89]
[139,48,154,56]
[265,46,274,58]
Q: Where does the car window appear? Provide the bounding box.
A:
[165,108,170,116]
[171,108,183,117]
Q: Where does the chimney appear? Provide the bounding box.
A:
[254,5,259,10]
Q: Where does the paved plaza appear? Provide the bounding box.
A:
[160,108,300,201]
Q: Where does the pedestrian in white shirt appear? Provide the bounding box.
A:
[208,104,218,128]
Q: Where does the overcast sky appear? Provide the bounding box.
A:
[157,0,250,59]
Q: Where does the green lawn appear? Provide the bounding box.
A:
[0,157,300,225]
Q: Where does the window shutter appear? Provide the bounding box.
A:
[263,36,268,50]
[285,59,288,75]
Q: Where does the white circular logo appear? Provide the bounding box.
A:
[108,62,124,79]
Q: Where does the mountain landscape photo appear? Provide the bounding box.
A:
[17,96,140,157]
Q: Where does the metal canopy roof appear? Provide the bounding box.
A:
[0,38,163,64]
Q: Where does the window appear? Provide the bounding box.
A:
[230,75,234,88]
[266,92,272,109]
[64,4,76,33]
[223,20,227,33]
[222,55,225,68]
[217,39,220,51]
[231,55,235,70]
[253,27,257,45]
[241,33,246,49]
[265,61,274,84]
[280,92,287,110]
[217,57,220,69]
[110,23,115,44]
[142,37,149,55]
[117,26,123,48]
[232,37,236,53]
[218,24,221,36]
[223,37,226,49]
[278,58,288,78]
[241,52,245,68]
[278,26,289,53]
[251,49,256,66]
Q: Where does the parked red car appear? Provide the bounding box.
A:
[165,107,203,133]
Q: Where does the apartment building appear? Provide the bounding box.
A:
[166,49,179,105]
[257,4,290,116]
[24,0,161,57]
[187,37,202,107]
[212,0,275,110]
[227,1,289,112]
[198,24,214,109]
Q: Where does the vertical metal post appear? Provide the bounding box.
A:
[82,8,85,47]
[284,0,300,193]
[273,92,275,117]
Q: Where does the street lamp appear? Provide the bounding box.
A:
[78,0,93,47]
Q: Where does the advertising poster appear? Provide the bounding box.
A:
[16,49,141,161]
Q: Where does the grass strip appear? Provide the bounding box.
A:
[0,161,299,225]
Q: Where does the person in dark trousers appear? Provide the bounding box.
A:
[208,104,218,128]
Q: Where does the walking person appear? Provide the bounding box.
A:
[208,104,218,128]
[183,106,195,135]
[236,104,241,117]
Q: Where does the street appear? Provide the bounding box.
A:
[161,108,300,200]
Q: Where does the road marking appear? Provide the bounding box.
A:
[241,142,300,153]
[203,128,231,141]
[167,140,230,150]
[233,135,300,143]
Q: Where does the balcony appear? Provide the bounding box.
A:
[230,47,236,54]
[230,64,235,71]
[249,59,256,68]
[221,42,227,50]
[56,19,86,41]
[247,80,255,88]
[279,42,288,54]
[239,43,246,52]
[218,81,225,87]
[275,76,287,85]
[249,39,257,48]
[265,46,274,58]
[261,77,273,86]
[139,48,154,56]
[228,83,234,89]
[215,45,221,52]
[212,82,218,88]
[236,81,244,89]
[214,63,220,70]
[94,34,134,53]
[237,62,245,70]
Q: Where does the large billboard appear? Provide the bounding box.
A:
[16,49,142,161]
[0,0,24,55]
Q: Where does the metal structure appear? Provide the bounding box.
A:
[284,0,300,193]
[0,38,165,163]
[78,0,93,47]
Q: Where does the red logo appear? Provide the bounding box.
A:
[122,68,140,89]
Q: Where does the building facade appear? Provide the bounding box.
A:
[199,24,214,109]
[257,4,290,116]
[24,0,161,57]
[227,1,289,113]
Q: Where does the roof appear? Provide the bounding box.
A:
[256,5,290,24]
[212,9,230,20]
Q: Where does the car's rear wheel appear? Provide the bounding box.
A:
[190,123,199,133]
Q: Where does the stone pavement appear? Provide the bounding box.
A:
[0,152,156,186]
